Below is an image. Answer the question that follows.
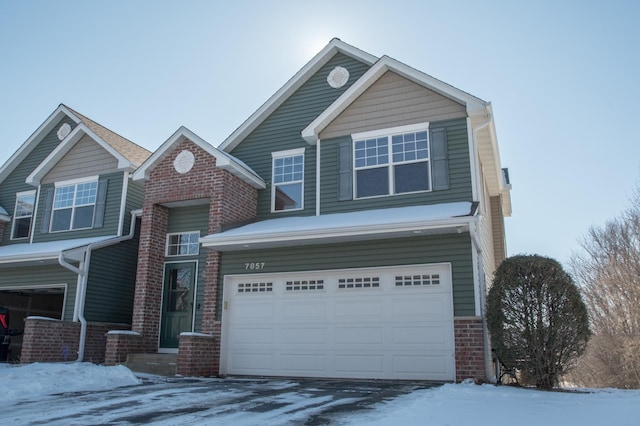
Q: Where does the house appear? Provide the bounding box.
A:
[0,104,151,363]
[107,38,511,382]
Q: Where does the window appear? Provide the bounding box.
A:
[11,191,35,239]
[51,179,98,232]
[272,149,304,212]
[353,124,430,198]
[166,232,200,256]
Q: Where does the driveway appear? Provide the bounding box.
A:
[5,376,439,425]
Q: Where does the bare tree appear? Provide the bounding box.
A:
[569,187,640,388]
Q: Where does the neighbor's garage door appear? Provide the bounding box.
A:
[220,264,455,381]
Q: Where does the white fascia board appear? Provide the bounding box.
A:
[0,105,81,185]
[201,216,474,250]
[25,124,133,185]
[302,56,489,144]
[132,126,265,189]
[219,38,377,153]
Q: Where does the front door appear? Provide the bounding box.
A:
[160,262,196,349]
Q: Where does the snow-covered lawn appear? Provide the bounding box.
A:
[1,362,639,425]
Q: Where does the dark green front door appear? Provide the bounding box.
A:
[160,262,196,348]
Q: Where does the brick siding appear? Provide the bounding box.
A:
[20,317,129,364]
[177,333,217,377]
[454,318,487,382]
[104,331,145,366]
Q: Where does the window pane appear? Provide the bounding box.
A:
[392,131,429,163]
[395,162,429,193]
[356,167,388,198]
[13,217,31,239]
[274,182,302,211]
[54,186,75,208]
[51,209,72,231]
[73,205,95,229]
[354,137,388,168]
[15,194,35,217]
[75,182,97,205]
[273,155,303,183]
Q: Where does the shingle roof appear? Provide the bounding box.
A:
[64,105,151,167]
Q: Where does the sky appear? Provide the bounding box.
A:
[2,362,640,425]
[0,0,638,266]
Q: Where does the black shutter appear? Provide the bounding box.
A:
[40,188,54,234]
[337,141,353,201]
[430,128,449,191]
[93,178,108,228]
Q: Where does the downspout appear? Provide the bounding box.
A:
[315,138,321,216]
[57,209,141,362]
[468,218,494,382]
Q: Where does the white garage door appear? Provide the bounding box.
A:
[220,264,455,381]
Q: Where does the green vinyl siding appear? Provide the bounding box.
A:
[0,116,77,244]
[123,177,144,234]
[320,118,473,214]
[0,264,77,321]
[219,232,474,317]
[166,204,210,332]
[228,53,371,219]
[33,171,125,242]
[84,223,141,323]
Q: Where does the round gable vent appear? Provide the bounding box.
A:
[57,123,71,141]
[327,66,349,88]
[173,150,195,174]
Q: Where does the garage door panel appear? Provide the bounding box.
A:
[281,327,327,344]
[281,301,328,320]
[222,264,455,381]
[231,327,275,344]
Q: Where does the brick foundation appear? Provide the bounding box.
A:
[104,331,145,366]
[177,332,217,377]
[454,318,487,382]
[20,317,129,364]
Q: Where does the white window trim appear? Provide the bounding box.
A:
[271,148,305,213]
[11,190,36,240]
[352,123,431,199]
[50,176,99,233]
[165,231,201,257]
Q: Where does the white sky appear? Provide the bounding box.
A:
[1,0,638,265]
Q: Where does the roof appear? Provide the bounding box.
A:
[200,202,476,251]
[218,38,377,153]
[0,104,151,186]
[0,235,117,266]
[131,126,265,189]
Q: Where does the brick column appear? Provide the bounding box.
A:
[131,203,168,352]
[105,331,144,366]
[454,318,487,382]
[177,333,216,377]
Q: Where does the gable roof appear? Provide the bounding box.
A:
[301,55,488,144]
[0,104,151,186]
[131,126,265,189]
[218,38,377,153]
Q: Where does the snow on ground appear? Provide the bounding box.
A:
[0,362,140,403]
[1,362,639,425]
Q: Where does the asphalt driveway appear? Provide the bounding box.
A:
[6,375,439,425]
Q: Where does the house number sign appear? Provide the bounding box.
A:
[245,262,266,270]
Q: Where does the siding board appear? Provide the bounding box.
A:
[42,135,119,184]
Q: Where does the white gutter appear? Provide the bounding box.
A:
[57,209,141,362]
[316,138,321,216]
[468,217,494,383]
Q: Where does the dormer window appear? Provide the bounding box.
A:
[271,148,304,212]
[51,178,98,232]
[11,191,35,239]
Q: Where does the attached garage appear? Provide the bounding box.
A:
[220,263,455,381]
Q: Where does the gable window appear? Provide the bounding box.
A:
[51,178,98,232]
[166,231,200,256]
[272,148,304,212]
[11,191,36,239]
[353,123,430,198]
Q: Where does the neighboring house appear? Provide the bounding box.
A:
[0,104,151,363]
[108,39,511,382]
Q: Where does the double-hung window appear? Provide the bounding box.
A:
[353,123,430,198]
[51,178,98,232]
[166,231,200,256]
[271,148,304,212]
[11,191,35,239]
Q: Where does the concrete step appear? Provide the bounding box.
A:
[125,353,178,377]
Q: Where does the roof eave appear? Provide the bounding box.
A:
[200,216,474,251]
